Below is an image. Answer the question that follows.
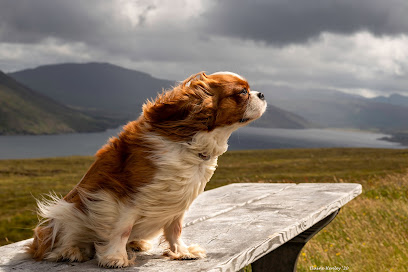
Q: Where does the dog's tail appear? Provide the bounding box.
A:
[26,193,63,260]
[25,224,55,260]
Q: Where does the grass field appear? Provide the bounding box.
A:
[0,148,407,271]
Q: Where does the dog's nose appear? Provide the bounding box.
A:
[257,92,265,100]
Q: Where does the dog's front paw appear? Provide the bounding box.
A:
[61,246,88,262]
[98,254,134,268]
[127,240,152,252]
[164,244,206,260]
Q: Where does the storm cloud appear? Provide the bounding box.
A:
[201,0,408,45]
[1,0,407,45]
[0,0,145,43]
[0,0,407,97]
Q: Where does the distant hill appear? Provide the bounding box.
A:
[256,84,408,132]
[9,63,312,129]
[0,71,117,135]
[371,93,408,107]
[9,63,175,119]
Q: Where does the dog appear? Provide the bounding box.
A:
[26,71,267,268]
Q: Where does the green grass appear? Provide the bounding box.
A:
[1,148,407,271]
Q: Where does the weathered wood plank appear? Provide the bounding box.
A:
[251,210,340,272]
[0,183,362,272]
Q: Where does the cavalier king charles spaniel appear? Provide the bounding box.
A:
[27,71,267,268]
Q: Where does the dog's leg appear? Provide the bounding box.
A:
[163,215,206,260]
[127,240,152,252]
[95,225,134,268]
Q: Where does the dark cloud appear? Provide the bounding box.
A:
[1,0,407,46]
[201,0,408,45]
[0,0,407,98]
[0,0,139,43]
[137,4,156,26]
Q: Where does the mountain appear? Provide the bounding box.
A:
[255,84,408,132]
[371,93,408,107]
[0,71,117,135]
[9,63,312,129]
[9,63,175,119]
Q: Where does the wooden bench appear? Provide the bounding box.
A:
[0,183,361,272]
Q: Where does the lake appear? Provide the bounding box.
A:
[0,127,404,160]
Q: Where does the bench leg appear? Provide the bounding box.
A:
[251,209,340,272]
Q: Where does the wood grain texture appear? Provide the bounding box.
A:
[0,183,362,272]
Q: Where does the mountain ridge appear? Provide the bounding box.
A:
[255,84,408,133]
[9,62,312,130]
[10,62,175,119]
[371,93,408,108]
[0,70,118,135]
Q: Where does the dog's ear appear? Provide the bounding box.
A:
[182,72,208,89]
[184,73,218,131]
[202,100,217,131]
[143,72,213,124]
[143,90,192,123]
[142,72,218,140]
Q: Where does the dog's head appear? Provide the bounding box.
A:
[143,71,267,141]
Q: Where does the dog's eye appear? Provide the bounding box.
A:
[239,88,248,95]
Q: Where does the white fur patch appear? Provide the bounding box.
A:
[124,126,239,252]
[243,91,267,120]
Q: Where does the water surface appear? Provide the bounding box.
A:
[0,127,403,160]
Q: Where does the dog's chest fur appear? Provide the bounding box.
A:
[134,127,236,221]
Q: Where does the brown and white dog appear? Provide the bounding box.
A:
[26,71,267,268]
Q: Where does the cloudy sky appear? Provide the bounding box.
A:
[0,0,407,97]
